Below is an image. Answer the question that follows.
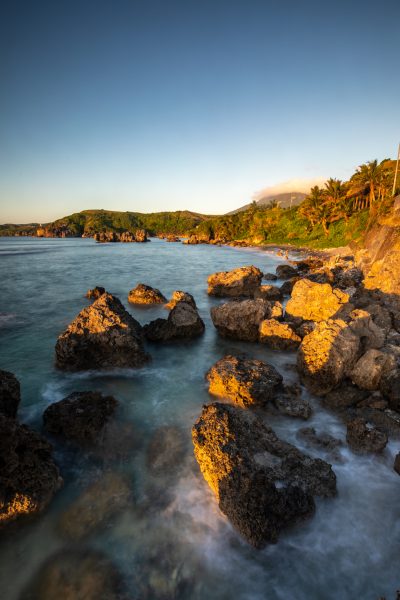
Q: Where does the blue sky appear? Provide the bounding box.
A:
[1,0,399,222]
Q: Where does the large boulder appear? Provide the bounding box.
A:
[206,355,283,408]
[207,266,262,298]
[259,319,301,350]
[346,418,388,453]
[297,319,360,395]
[192,403,336,548]
[210,298,271,341]
[144,301,205,341]
[285,280,349,323]
[0,414,62,525]
[0,369,20,418]
[165,290,196,309]
[128,283,167,305]
[43,391,118,446]
[350,349,396,391]
[55,293,150,370]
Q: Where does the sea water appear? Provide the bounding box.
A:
[0,236,399,600]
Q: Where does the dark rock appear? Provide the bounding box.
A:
[297,427,342,457]
[85,286,106,300]
[346,418,388,453]
[206,355,283,407]
[55,293,150,370]
[380,370,400,411]
[324,383,369,409]
[263,272,278,281]
[0,369,20,418]
[254,285,282,301]
[43,391,118,446]
[192,402,336,548]
[394,452,400,475]
[276,264,298,279]
[274,386,312,419]
[144,302,205,341]
[210,298,271,341]
[165,290,196,309]
[207,266,263,297]
[0,414,62,525]
[279,277,301,296]
[128,283,167,305]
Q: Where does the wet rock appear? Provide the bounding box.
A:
[43,391,118,446]
[263,272,278,281]
[165,290,196,309]
[206,355,283,407]
[297,319,360,396]
[207,265,263,298]
[286,280,349,323]
[21,548,125,600]
[0,414,62,525]
[380,370,400,411]
[346,418,388,453]
[144,301,205,341]
[210,298,271,341]
[128,283,167,305]
[274,393,312,420]
[55,293,150,370]
[275,264,298,279]
[259,319,301,350]
[357,391,388,410]
[192,403,336,548]
[350,349,396,391]
[279,277,301,296]
[254,285,282,301]
[58,472,132,540]
[146,426,186,476]
[0,369,20,418]
[85,286,106,300]
[394,453,400,475]
[297,427,342,458]
[324,382,369,409]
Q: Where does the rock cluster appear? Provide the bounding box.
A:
[94,229,148,243]
[128,283,167,305]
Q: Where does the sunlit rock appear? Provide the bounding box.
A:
[55,293,150,370]
[0,369,20,418]
[347,309,386,349]
[85,286,106,300]
[346,418,388,453]
[128,283,167,305]
[285,279,349,323]
[0,414,62,525]
[144,301,205,341]
[165,290,196,309]
[210,298,271,341]
[192,402,336,548]
[206,355,283,408]
[207,265,262,297]
[259,319,301,350]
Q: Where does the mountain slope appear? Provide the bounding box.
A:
[227,192,307,215]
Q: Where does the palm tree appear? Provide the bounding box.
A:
[349,160,381,208]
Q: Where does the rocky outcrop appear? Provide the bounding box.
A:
[165,290,196,309]
[94,229,148,243]
[207,266,263,297]
[254,285,282,301]
[192,403,336,548]
[55,293,150,370]
[285,280,349,323]
[58,472,131,540]
[0,369,20,418]
[0,414,62,525]
[144,301,205,341]
[259,319,301,350]
[210,298,272,341]
[346,418,388,453]
[275,264,298,279]
[86,286,106,300]
[43,391,118,446]
[206,355,283,408]
[146,426,186,476]
[128,283,167,305]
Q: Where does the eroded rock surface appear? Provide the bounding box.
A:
[128,283,167,305]
[85,286,106,300]
[0,369,20,418]
[346,418,388,453]
[259,319,301,350]
[144,301,204,341]
[285,279,349,323]
[211,298,271,341]
[207,266,262,297]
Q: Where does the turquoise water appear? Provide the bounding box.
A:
[0,236,399,599]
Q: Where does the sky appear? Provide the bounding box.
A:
[1,0,399,223]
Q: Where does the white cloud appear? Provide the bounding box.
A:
[252,177,326,202]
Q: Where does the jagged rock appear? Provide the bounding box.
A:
[94,231,118,243]
[206,355,283,407]
[0,369,20,418]
[279,277,301,296]
[128,283,167,305]
[346,418,388,453]
[263,272,278,281]
[210,298,271,341]
[348,309,386,350]
[146,426,186,476]
[192,403,336,548]
[134,229,147,242]
[380,370,400,411]
[254,285,282,301]
[58,473,131,540]
[55,293,150,370]
[259,319,301,350]
[324,383,369,409]
[165,290,196,309]
[394,453,400,475]
[43,391,118,446]
[275,264,298,279]
[350,349,396,391]
[207,266,263,297]
[144,301,205,341]
[286,280,349,323]
[297,319,360,395]
[21,548,125,600]
[270,301,284,320]
[85,286,106,300]
[0,414,62,525]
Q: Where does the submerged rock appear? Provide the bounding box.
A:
[0,369,20,418]
[346,418,388,453]
[206,355,283,408]
[128,283,167,305]
[210,298,271,341]
[144,301,205,341]
[274,387,312,420]
[192,403,336,548]
[259,319,301,350]
[146,425,186,476]
[55,293,150,370]
[43,391,118,446]
[207,266,262,297]
[165,290,196,309]
[297,427,342,458]
[0,414,62,525]
[85,286,106,300]
[285,279,349,323]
